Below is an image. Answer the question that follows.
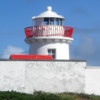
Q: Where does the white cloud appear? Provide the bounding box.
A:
[70,35,100,66]
[77,36,96,56]
[1,46,26,59]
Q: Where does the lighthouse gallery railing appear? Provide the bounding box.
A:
[24,25,73,38]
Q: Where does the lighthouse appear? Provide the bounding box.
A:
[24,6,73,60]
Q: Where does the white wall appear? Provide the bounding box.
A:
[0,61,25,92]
[29,42,70,60]
[0,60,85,94]
[25,61,85,93]
[85,67,100,95]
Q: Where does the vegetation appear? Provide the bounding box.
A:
[0,91,100,100]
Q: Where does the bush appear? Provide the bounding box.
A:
[0,91,100,100]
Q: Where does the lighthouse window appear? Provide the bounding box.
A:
[44,18,62,25]
[55,18,59,25]
[48,49,56,59]
[44,18,49,25]
[50,18,54,25]
[55,18,63,25]
[59,19,63,25]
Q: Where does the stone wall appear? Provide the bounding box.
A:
[0,60,86,94]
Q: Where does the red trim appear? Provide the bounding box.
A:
[10,55,53,60]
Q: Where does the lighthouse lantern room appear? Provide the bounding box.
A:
[25,6,73,60]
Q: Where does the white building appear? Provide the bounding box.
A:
[25,6,73,60]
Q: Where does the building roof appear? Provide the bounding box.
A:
[32,6,64,20]
[10,55,53,60]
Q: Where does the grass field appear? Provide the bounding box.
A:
[0,91,100,100]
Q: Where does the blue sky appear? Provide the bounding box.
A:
[0,0,100,66]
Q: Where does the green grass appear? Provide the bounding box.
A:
[0,91,100,100]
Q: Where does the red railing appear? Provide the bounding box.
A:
[24,25,73,38]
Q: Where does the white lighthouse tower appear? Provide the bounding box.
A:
[25,6,73,60]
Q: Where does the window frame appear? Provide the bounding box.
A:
[48,49,56,59]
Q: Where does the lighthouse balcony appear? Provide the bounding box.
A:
[24,25,73,38]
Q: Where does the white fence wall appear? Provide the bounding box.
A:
[0,60,86,94]
[85,67,100,95]
[0,61,25,92]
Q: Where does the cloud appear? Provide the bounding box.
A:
[70,35,100,66]
[1,46,27,59]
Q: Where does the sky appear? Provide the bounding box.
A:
[0,0,100,66]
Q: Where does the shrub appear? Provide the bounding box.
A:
[0,91,100,100]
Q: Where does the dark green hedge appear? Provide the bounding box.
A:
[0,91,100,100]
[0,91,60,100]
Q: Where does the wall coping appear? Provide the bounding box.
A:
[0,59,86,62]
[86,66,100,69]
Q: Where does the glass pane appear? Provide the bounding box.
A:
[50,18,54,25]
[52,55,55,59]
[55,18,59,25]
[44,18,49,25]
[59,19,62,25]
[48,49,56,59]
[52,49,55,53]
